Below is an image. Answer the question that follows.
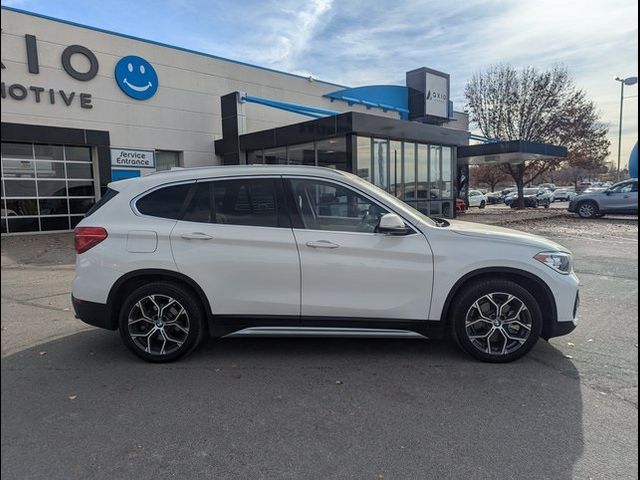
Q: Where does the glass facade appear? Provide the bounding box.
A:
[355,136,455,217]
[247,137,351,171]
[1,142,97,233]
[246,134,456,218]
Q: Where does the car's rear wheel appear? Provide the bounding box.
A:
[119,282,205,362]
[577,201,599,219]
[450,280,543,362]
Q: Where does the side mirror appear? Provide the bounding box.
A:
[605,190,613,195]
[377,213,410,235]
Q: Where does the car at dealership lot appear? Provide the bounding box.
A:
[538,183,557,192]
[505,188,553,208]
[467,189,488,208]
[485,192,503,205]
[553,187,577,202]
[568,178,638,218]
[72,166,579,363]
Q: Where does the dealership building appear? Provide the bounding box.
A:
[1,6,565,234]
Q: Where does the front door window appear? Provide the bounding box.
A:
[288,178,389,233]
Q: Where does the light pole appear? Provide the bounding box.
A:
[613,76,638,182]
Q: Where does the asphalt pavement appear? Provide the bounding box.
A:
[1,212,637,480]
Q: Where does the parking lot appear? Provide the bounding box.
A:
[1,210,638,479]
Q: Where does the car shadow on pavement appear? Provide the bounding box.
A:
[1,330,583,480]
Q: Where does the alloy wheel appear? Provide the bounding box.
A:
[578,203,596,218]
[127,294,190,355]
[464,292,532,356]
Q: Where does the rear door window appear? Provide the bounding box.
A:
[212,178,285,228]
[180,178,287,228]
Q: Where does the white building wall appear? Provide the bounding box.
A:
[1,9,399,168]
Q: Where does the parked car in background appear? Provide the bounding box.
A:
[71,165,579,363]
[468,189,488,208]
[506,188,553,208]
[568,179,638,218]
[538,183,557,191]
[486,192,503,205]
[553,187,577,202]
[501,186,517,197]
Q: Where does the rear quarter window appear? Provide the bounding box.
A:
[136,183,193,219]
[85,188,118,218]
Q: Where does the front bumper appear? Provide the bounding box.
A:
[72,295,116,330]
[567,201,577,212]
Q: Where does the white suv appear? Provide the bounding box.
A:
[72,166,579,363]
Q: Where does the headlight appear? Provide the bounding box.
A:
[534,251,573,274]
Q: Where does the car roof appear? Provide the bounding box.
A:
[108,165,351,192]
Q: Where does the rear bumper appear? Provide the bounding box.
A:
[72,295,116,330]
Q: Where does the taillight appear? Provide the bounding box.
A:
[74,227,108,254]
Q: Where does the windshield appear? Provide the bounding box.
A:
[346,173,438,226]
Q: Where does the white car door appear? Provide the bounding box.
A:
[170,177,300,317]
[285,177,434,321]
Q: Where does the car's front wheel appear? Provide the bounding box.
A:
[577,201,599,219]
[119,282,205,362]
[479,200,486,209]
[450,280,543,362]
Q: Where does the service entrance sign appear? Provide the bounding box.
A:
[110,148,155,168]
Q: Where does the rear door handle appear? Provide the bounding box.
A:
[181,232,213,240]
[306,240,339,249]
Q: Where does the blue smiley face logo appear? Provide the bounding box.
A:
[115,56,158,100]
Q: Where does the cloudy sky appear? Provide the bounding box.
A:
[3,0,638,165]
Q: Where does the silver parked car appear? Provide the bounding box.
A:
[553,187,577,202]
[568,179,638,218]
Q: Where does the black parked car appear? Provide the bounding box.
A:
[506,188,552,208]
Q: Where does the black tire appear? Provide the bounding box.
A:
[449,279,543,363]
[479,201,486,209]
[544,202,550,209]
[119,281,205,362]
[577,201,599,219]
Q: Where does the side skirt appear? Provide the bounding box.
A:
[210,315,445,340]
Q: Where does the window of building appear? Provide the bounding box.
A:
[356,136,372,181]
[389,141,402,198]
[1,142,96,233]
[247,150,265,165]
[155,151,181,171]
[403,142,416,204]
[264,147,287,165]
[317,137,348,171]
[136,183,192,219]
[288,178,389,233]
[287,142,315,165]
[441,147,453,199]
[373,138,388,189]
[429,145,442,200]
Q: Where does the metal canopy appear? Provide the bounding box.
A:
[457,140,567,165]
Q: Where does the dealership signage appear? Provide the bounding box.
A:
[1,34,158,109]
[110,148,156,168]
[424,71,449,120]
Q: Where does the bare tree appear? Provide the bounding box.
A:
[472,164,509,192]
[465,64,610,207]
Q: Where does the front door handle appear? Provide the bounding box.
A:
[306,240,339,249]
[181,232,213,240]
